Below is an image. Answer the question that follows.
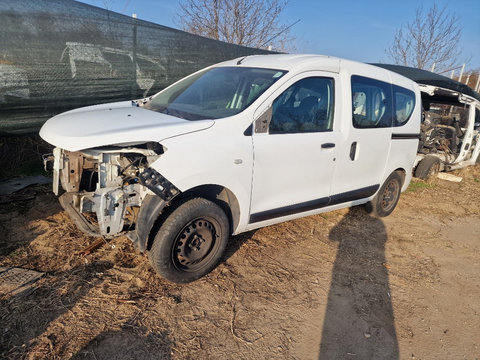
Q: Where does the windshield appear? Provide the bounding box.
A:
[143,66,287,120]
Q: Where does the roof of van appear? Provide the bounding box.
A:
[372,63,480,102]
[221,54,341,72]
[219,55,419,90]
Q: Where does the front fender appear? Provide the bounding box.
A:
[127,194,168,252]
[149,125,254,234]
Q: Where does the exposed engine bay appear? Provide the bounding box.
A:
[43,143,178,238]
[420,104,470,162]
[416,84,480,173]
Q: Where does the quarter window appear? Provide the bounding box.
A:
[269,77,334,134]
[351,75,392,128]
[393,85,415,126]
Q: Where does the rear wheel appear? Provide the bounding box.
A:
[365,172,402,217]
[148,198,229,283]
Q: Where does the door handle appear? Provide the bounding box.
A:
[350,141,357,160]
[321,143,335,149]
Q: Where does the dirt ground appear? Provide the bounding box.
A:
[1,165,479,360]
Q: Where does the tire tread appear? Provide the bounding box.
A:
[365,171,402,217]
[415,155,441,180]
[148,197,229,283]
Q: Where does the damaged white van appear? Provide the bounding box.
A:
[40,54,421,283]
[374,64,480,179]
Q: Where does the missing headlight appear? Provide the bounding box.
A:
[138,168,179,201]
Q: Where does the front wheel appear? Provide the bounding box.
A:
[414,155,441,180]
[365,172,402,217]
[148,198,229,283]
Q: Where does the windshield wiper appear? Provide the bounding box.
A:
[162,107,186,119]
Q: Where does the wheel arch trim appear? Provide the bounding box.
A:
[129,184,241,253]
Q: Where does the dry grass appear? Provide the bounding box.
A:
[0,135,52,179]
[1,165,479,359]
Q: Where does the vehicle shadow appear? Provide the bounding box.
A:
[318,207,399,359]
[71,327,171,360]
[221,230,257,263]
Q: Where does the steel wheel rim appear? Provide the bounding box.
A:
[381,179,400,212]
[171,216,221,272]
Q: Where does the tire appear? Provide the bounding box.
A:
[414,155,441,180]
[148,197,229,283]
[365,172,402,217]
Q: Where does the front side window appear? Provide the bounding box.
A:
[269,77,335,134]
[352,75,392,128]
[393,85,416,126]
[143,66,286,120]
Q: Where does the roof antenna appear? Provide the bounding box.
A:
[237,56,248,65]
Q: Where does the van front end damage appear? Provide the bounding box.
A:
[44,145,179,239]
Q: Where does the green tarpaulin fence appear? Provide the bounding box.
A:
[0,0,270,135]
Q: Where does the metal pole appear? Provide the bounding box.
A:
[131,13,137,99]
[458,64,465,82]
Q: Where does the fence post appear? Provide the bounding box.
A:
[131,13,137,99]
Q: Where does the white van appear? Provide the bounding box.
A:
[40,54,421,283]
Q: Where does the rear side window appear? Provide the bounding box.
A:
[351,75,392,128]
[393,85,415,127]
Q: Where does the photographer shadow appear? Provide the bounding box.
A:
[319,207,399,359]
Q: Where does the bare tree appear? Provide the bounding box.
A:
[175,0,294,51]
[386,3,462,72]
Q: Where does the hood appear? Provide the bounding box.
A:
[39,102,214,151]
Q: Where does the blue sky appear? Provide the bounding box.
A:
[78,0,480,71]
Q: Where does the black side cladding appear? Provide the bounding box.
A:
[249,185,380,224]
